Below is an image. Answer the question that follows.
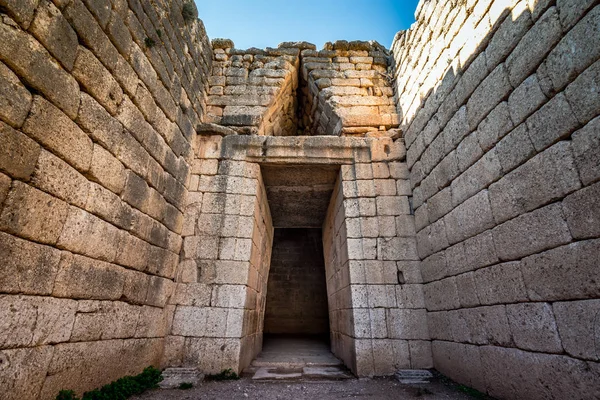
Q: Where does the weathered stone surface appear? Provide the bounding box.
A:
[0,346,53,400]
[562,182,600,239]
[31,150,90,208]
[451,150,502,207]
[546,5,600,90]
[89,144,126,194]
[23,96,93,173]
[489,141,581,224]
[444,190,494,245]
[387,309,429,339]
[0,15,80,118]
[463,305,512,346]
[494,123,536,173]
[0,295,77,348]
[493,203,572,261]
[0,231,62,295]
[73,46,123,115]
[521,239,600,301]
[485,2,533,70]
[0,120,40,180]
[432,341,485,393]
[0,61,32,127]
[53,252,124,300]
[508,74,547,125]
[506,302,563,353]
[0,181,69,244]
[553,299,600,361]
[466,63,512,131]
[525,93,579,152]
[57,207,120,262]
[476,101,514,151]
[29,0,78,70]
[565,57,600,125]
[505,7,562,87]
[571,116,600,186]
[474,261,528,305]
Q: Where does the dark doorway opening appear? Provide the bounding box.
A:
[264,228,330,338]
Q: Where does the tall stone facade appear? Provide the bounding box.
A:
[392,1,600,399]
[0,0,598,399]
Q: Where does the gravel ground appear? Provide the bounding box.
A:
[131,375,490,400]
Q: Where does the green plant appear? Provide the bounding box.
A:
[156,29,162,38]
[205,368,240,381]
[457,384,487,399]
[55,366,162,400]
[181,1,198,22]
[178,382,193,390]
[144,37,156,48]
[56,391,78,400]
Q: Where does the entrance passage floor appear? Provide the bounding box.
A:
[254,336,341,368]
[245,335,352,381]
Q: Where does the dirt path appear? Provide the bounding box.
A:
[131,375,489,400]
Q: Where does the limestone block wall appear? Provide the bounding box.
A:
[392,0,600,398]
[323,138,432,376]
[206,41,300,136]
[299,42,399,136]
[167,133,274,374]
[0,0,212,398]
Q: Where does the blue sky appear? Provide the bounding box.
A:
[195,0,420,50]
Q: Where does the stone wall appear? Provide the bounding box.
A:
[392,0,600,398]
[298,42,399,136]
[166,133,274,374]
[0,0,211,398]
[321,138,431,376]
[205,40,301,136]
[264,228,329,335]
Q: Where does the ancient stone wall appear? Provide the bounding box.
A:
[0,0,211,398]
[298,42,399,136]
[392,0,600,398]
[166,133,274,374]
[205,40,300,136]
[321,138,431,376]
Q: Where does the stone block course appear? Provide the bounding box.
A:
[565,57,600,125]
[546,5,600,91]
[23,96,93,173]
[506,302,563,353]
[489,141,581,224]
[562,182,600,239]
[525,92,579,152]
[553,299,600,361]
[73,46,124,116]
[0,121,40,180]
[0,15,80,119]
[521,239,600,301]
[31,149,90,208]
[0,61,33,128]
[505,6,562,87]
[492,203,572,261]
[0,181,69,245]
[29,1,78,71]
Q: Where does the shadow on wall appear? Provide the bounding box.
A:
[391,0,600,399]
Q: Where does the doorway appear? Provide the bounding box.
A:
[250,165,344,374]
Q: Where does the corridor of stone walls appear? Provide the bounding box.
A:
[264,228,330,336]
[0,0,599,399]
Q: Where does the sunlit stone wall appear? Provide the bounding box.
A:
[392,0,600,398]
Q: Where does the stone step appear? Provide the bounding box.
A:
[250,366,353,381]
